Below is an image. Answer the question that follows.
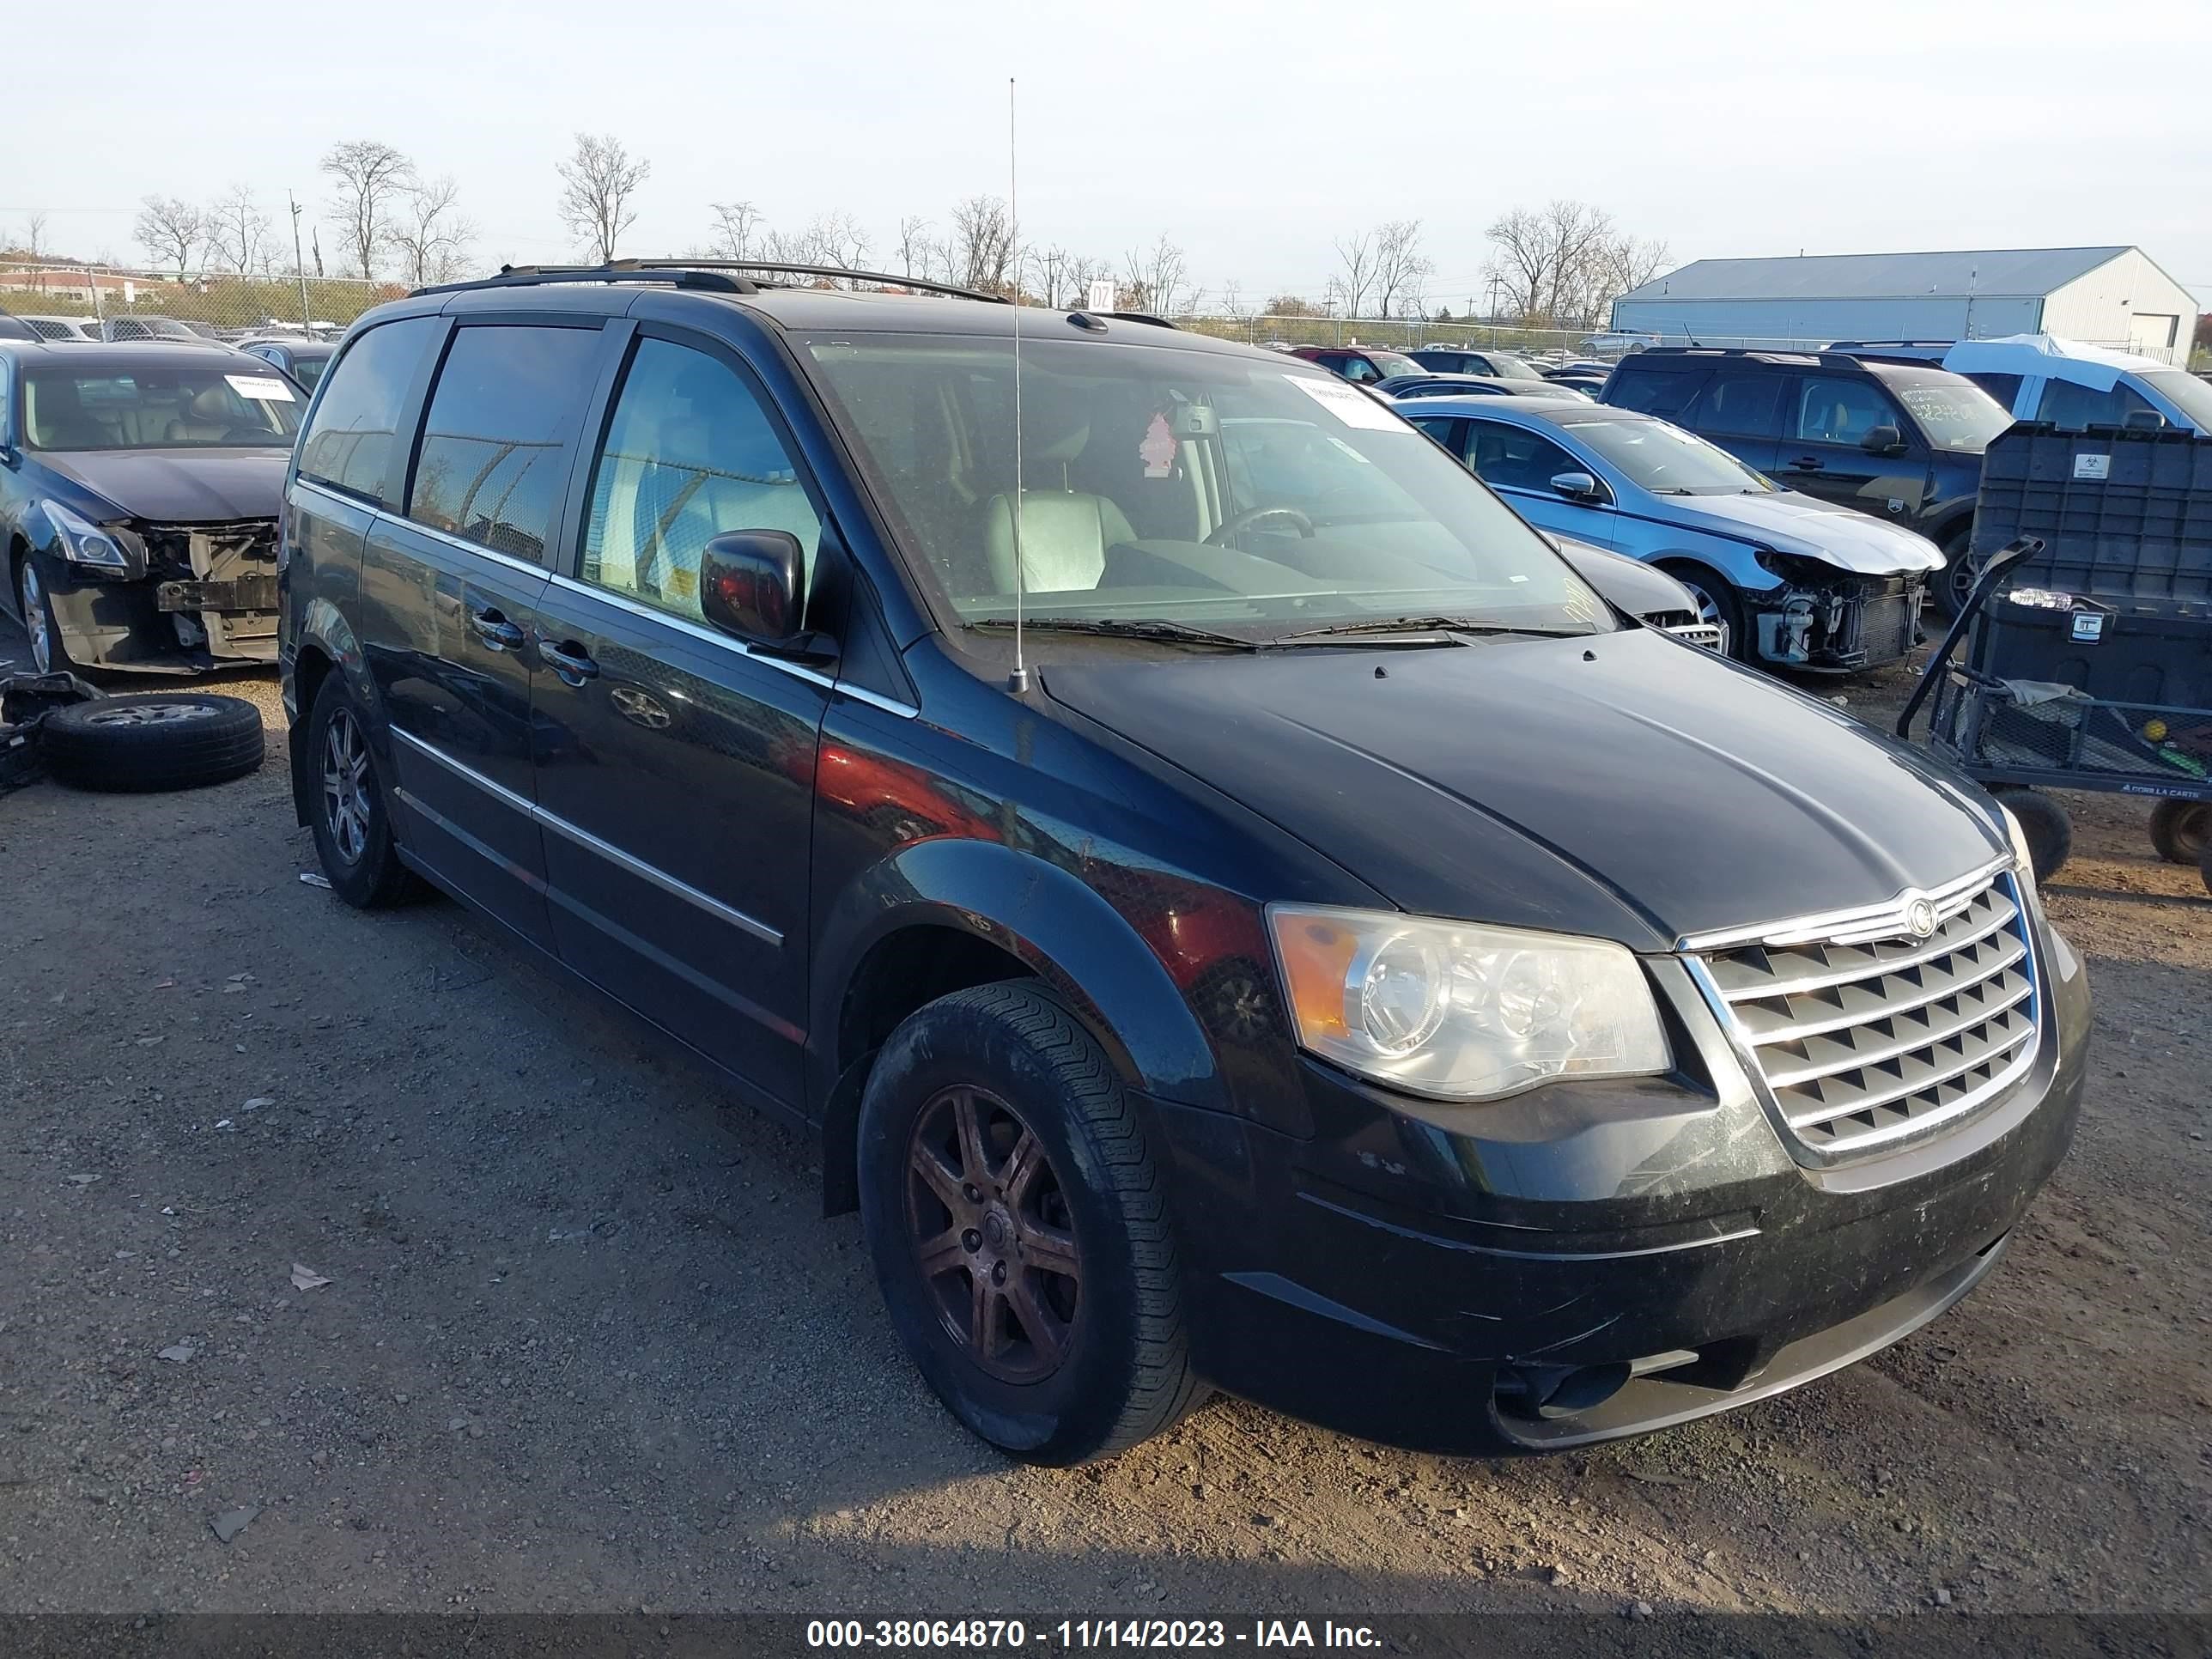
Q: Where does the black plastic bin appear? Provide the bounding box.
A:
[1905,424,2212,896]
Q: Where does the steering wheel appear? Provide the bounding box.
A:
[1206,506,1315,546]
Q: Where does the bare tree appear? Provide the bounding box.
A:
[1589,234,1670,322]
[1485,199,1621,326]
[391,174,475,287]
[895,216,934,280]
[948,195,1015,293]
[1120,234,1189,315]
[1327,228,1376,318]
[321,141,415,280]
[207,185,270,275]
[799,211,872,272]
[134,195,205,280]
[1267,293,1322,317]
[1372,219,1432,319]
[556,132,650,264]
[15,210,52,292]
[706,200,763,262]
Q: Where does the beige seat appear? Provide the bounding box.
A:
[166,385,237,443]
[980,414,1136,595]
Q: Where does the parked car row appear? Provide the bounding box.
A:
[5,268,2090,1473]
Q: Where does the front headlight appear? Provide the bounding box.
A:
[1267,906,1671,1101]
[43,500,140,570]
[2000,803,2039,898]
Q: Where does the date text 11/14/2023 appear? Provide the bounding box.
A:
[805,1620,1383,1650]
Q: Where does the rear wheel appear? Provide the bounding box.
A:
[1994,787,2072,885]
[2148,799,2209,867]
[306,672,421,908]
[857,982,1206,1464]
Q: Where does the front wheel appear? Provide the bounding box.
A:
[857,983,1206,1464]
[1930,525,1977,623]
[15,556,74,676]
[1662,565,1747,662]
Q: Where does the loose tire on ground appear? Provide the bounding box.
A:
[857,981,1208,1464]
[1994,787,2073,885]
[40,694,263,793]
[2148,799,2209,867]
[305,672,422,908]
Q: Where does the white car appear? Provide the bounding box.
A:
[1944,335,2212,434]
[12,315,104,342]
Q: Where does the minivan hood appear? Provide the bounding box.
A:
[42,448,289,522]
[1045,629,2002,949]
[1653,489,1945,574]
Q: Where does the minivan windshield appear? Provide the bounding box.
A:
[22,366,303,450]
[2141,369,2212,431]
[1559,414,1776,495]
[799,334,1611,641]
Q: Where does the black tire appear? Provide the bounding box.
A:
[1661,563,1749,662]
[2148,799,2209,867]
[1994,787,2072,885]
[41,694,262,793]
[2199,835,2212,901]
[1930,524,1977,623]
[857,982,1207,1464]
[15,555,76,677]
[304,672,421,908]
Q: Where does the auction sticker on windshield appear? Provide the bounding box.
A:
[225,374,297,402]
[1286,374,1409,432]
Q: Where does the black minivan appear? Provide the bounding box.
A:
[1601,347,2014,617]
[278,265,2088,1464]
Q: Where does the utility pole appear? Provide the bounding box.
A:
[289,192,313,330]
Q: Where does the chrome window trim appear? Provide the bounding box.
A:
[386,512,553,582]
[1674,854,2012,955]
[290,477,374,517]
[387,726,782,948]
[542,569,919,720]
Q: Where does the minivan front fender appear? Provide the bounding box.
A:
[283,597,375,824]
[812,836,1229,1116]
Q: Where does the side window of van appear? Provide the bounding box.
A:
[295,316,440,501]
[580,337,822,622]
[407,324,604,563]
[1608,364,1711,421]
[2035,378,2157,430]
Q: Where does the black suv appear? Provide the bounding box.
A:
[279,264,2087,1464]
[1601,348,2014,616]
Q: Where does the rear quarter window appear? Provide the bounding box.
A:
[1607,362,1713,420]
[297,316,441,501]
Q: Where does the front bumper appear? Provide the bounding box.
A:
[1748,571,1923,672]
[1150,921,2089,1455]
[38,545,278,674]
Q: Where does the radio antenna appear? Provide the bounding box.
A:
[1006,75,1030,695]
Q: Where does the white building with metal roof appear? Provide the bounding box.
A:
[1610,246,2197,363]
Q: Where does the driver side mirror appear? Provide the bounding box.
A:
[1550,471,1605,502]
[1860,424,1906,455]
[698,531,834,662]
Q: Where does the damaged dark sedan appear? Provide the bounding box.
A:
[0,340,298,674]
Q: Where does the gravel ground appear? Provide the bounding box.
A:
[1,628,2207,1624]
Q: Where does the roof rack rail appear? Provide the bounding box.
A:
[410,259,1012,305]
[1098,310,1178,330]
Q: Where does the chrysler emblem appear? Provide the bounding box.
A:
[1905,897,1938,939]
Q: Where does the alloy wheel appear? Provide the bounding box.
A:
[905,1084,1083,1384]
[321,706,372,866]
[21,563,52,674]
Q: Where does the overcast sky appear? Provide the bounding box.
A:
[12,0,2210,310]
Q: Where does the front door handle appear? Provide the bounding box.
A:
[1787,456,1824,471]
[468,607,526,651]
[540,640,600,684]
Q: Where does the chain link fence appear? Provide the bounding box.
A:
[1,261,402,341]
[1170,313,1837,358]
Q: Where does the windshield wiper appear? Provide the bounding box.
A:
[967,617,1260,650]
[1276,616,1579,644]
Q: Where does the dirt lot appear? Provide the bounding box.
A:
[1,625,2208,1626]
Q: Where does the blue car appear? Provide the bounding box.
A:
[1397,393,1942,672]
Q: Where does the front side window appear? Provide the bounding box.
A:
[1487,354,1546,382]
[2033,376,2156,429]
[581,337,822,621]
[799,333,1608,640]
[1792,375,1904,446]
[1559,415,1774,495]
[1461,419,1581,493]
[2140,369,2212,430]
[297,316,439,501]
[21,364,303,451]
[408,324,604,562]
